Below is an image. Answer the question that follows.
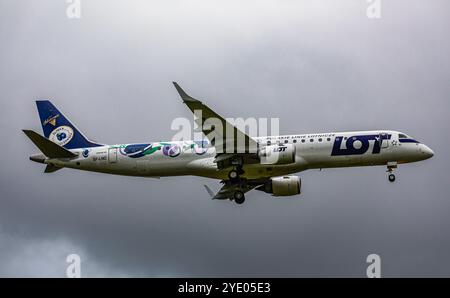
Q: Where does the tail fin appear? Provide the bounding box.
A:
[36,100,102,149]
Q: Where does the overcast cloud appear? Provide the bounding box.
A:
[0,0,449,277]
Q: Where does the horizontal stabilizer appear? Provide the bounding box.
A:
[23,129,77,159]
[44,164,63,173]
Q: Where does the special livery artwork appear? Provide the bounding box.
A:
[116,140,209,159]
[48,125,74,147]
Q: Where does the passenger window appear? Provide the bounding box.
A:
[318,138,322,142]
[301,139,305,143]
[284,140,289,144]
[327,138,331,141]
[267,141,271,145]
[310,139,314,142]
[293,139,297,143]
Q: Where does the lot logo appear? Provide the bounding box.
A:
[332,134,391,156]
[274,146,287,152]
[49,126,74,146]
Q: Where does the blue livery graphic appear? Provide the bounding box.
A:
[331,134,391,156]
[119,143,161,158]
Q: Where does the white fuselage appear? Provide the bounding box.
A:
[41,130,434,180]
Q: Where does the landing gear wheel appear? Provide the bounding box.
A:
[386,162,398,183]
[233,191,245,204]
[388,174,396,182]
[228,170,239,181]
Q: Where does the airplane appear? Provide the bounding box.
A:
[23,82,434,204]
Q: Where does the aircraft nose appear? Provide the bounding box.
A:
[421,144,434,159]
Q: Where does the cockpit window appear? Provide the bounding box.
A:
[398,133,420,143]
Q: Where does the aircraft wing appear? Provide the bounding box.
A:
[173,82,259,155]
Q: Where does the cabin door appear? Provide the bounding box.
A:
[108,148,118,163]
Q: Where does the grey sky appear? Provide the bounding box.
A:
[0,0,449,277]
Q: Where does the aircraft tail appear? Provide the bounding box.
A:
[35,100,102,149]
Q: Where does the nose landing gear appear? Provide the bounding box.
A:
[386,161,398,183]
[388,173,396,182]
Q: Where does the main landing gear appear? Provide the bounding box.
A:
[386,161,397,183]
[229,169,246,204]
[228,165,247,204]
[228,164,245,182]
[227,157,247,204]
[228,169,239,181]
[233,190,245,204]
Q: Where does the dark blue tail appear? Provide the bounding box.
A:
[36,100,102,149]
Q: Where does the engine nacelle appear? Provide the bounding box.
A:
[257,175,302,196]
[258,144,296,165]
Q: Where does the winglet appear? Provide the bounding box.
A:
[203,185,216,199]
[172,82,201,103]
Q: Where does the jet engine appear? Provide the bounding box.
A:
[258,144,296,165]
[256,175,302,196]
